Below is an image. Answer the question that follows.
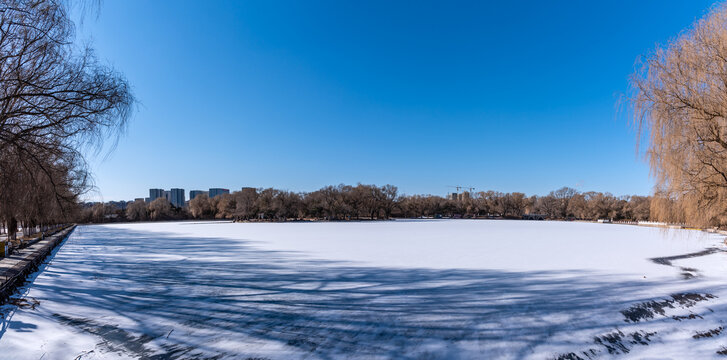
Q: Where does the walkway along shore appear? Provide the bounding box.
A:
[0,225,76,304]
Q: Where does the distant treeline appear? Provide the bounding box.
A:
[79,185,651,223]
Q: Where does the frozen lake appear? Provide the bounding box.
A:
[2,220,727,359]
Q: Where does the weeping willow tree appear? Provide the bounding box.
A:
[0,0,133,237]
[631,3,727,227]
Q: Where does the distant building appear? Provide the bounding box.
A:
[447,192,471,201]
[149,188,165,201]
[209,188,230,198]
[107,200,129,210]
[164,190,170,202]
[134,198,145,203]
[458,192,471,201]
[169,188,185,207]
[239,187,256,198]
[189,190,207,200]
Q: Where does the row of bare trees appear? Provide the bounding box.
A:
[183,184,397,221]
[0,1,133,238]
[81,185,651,223]
[398,188,650,221]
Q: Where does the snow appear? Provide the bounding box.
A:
[1,220,727,359]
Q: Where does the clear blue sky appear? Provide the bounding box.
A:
[76,0,717,201]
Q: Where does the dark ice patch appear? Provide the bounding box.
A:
[629,330,657,345]
[552,349,598,360]
[553,352,586,360]
[594,330,630,354]
[694,327,723,339]
[650,248,723,266]
[553,330,657,359]
[672,313,703,321]
[621,293,716,322]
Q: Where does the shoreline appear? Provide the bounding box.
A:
[0,225,75,305]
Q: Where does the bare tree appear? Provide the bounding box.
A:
[0,0,133,232]
[125,200,148,221]
[535,195,559,219]
[233,187,258,220]
[149,198,172,220]
[630,3,727,226]
[380,184,398,219]
[189,193,214,219]
[214,193,236,219]
[551,187,577,218]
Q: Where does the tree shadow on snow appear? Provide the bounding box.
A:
[2,224,726,360]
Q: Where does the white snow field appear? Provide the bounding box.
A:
[1,220,727,360]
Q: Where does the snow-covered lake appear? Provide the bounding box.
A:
[2,220,727,359]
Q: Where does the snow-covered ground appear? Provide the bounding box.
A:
[1,220,727,359]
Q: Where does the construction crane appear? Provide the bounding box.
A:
[447,185,463,192]
[447,185,476,193]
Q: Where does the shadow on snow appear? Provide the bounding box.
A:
[1,224,725,359]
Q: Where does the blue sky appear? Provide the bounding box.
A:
[76,0,717,201]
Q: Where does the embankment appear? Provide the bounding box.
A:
[0,225,75,304]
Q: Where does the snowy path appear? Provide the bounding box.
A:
[1,220,726,359]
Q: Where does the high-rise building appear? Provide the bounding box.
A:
[164,190,170,202]
[458,192,471,201]
[190,190,207,200]
[170,188,185,207]
[239,187,257,198]
[209,188,230,198]
[149,188,165,201]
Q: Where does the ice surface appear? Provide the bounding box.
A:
[1,220,726,359]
